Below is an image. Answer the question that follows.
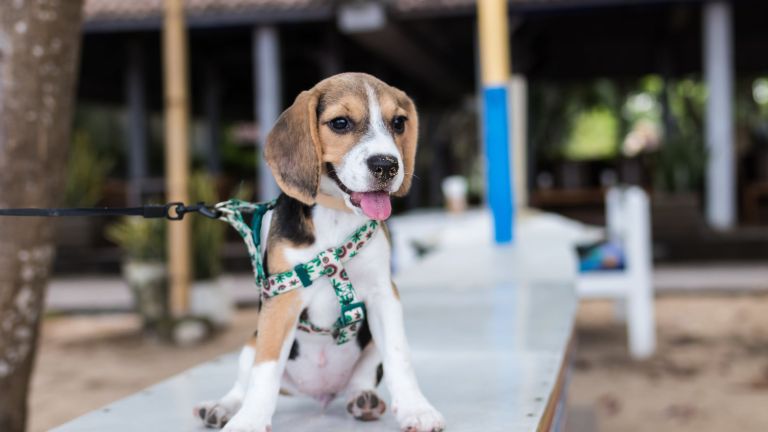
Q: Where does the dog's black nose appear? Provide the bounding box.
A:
[367,155,399,182]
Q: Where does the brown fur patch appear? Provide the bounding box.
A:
[391,281,400,300]
[246,334,259,349]
[265,90,322,205]
[380,222,392,246]
[266,241,293,274]
[317,86,369,166]
[254,290,302,363]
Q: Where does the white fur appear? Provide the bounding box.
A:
[334,83,405,194]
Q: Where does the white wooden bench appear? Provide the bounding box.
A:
[54,218,578,432]
[576,186,656,359]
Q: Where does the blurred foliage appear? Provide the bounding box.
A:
[189,172,225,280]
[220,126,258,173]
[563,107,619,160]
[653,78,707,194]
[530,75,708,193]
[105,217,166,262]
[64,130,114,207]
[653,133,706,194]
[531,78,625,161]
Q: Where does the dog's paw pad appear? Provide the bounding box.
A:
[347,390,387,421]
[194,402,234,429]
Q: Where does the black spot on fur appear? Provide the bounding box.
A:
[376,363,384,386]
[272,193,315,245]
[300,308,310,322]
[289,340,300,360]
[198,408,207,420]
[356,319,372,349]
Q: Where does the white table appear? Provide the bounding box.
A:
[55,227,578,432]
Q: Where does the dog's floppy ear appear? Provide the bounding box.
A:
[264,90,322,205]
[393,92,418,197]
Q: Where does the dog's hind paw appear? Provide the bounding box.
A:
[347,390,387,421]
[194,401,235,429]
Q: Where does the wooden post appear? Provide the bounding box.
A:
[163,0,191,316]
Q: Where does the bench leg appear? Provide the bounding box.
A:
[627,277,656,359]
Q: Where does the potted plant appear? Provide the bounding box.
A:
[58,131,113,248]
[105,217,168,333]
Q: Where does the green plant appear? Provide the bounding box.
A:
[653,133,707,194]
[64,130,114,207]
[190,172,225,280]
[653,78,708,194]
[105,217,166,262]
[563,106,620,160]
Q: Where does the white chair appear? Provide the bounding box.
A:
[576,186,656,359]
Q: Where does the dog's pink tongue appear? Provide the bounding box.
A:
[353,192,392,220]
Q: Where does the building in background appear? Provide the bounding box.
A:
[62,0,768,271]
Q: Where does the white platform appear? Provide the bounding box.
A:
[54,231,577,432]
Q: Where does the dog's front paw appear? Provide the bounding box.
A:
[347,390,387,421]
[220,413,271,432]
[393,399,445,432]
[194,401,236,429]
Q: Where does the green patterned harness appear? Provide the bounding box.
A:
[215,199,378,345]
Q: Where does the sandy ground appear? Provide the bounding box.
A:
[29,309,260,432]
[28,294,768,432]
[571,294,768,432]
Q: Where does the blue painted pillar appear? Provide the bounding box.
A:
[483,87,514,243]
[478,0,514,244]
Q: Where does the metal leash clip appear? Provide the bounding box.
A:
[164,202,221,221]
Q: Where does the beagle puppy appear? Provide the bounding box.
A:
[194,73,445,432]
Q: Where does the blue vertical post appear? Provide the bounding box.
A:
[478,0,514,244]
[483,87,514,243]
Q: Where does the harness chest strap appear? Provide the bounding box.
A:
[216,199,379,345]
[264,220,379,344]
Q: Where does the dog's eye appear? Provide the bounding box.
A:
[392,116,407,134]
[329,117,351,133]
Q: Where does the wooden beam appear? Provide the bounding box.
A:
[163,0,192,316]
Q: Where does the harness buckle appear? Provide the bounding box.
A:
[338,301,366,326]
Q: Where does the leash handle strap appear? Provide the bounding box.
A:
[0,202,219,221]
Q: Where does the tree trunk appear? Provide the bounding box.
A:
[0,2,84,431]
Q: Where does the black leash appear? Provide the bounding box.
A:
[0,202,221,221]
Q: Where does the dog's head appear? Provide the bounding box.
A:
[265,73,418,221]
